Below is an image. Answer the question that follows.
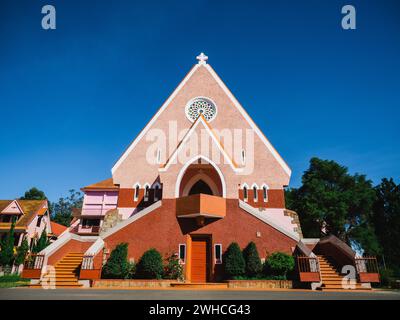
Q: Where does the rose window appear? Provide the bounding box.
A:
[185,98,217,122]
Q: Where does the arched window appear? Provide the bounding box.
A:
[153,183,161,201]
[262,185,269,202]
[253,185,258,202]
[243,185,248,201]
[134,184,140,201]
[144,184,150,202]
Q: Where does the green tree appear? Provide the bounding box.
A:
[20,187,47,200]
[51,189,83,226]
[14,237,29,266]
[102,243,133,279]
[31,230,50,253]
[286,157,380,254]
[372,178,400,275]
[264,252,295,279]
[243,242,262,277]
[136,248,164,279]
[223,242,245,279]
[0,220,16,267]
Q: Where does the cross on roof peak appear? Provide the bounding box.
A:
[196,52,208,65]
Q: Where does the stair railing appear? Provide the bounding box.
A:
[24,253,45,270]
[81,255,95,270]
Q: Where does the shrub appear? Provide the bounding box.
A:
[136,248,163,279]
[163,254,184,281]
[264,252,295,279]
[224,242,245,279]
[102,243,134,279]
[14,237,29,266]
[243,242,262,277]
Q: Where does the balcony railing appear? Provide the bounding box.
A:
[176,194,226,219]
[79,254,102,280]
[296,256,320,282]
[74,225,100,235]
[23,254,45,270]
[81,255,94,270]
[21,254,45,279]
[355,256,380,283]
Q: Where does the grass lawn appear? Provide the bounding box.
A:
[0,274,30,288]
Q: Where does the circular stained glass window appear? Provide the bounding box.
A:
[185,97,217,122]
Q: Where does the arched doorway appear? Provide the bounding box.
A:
[176,156,225,198]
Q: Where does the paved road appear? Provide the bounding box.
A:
[1,288,399,300]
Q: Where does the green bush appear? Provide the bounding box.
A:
[102,243,134,279]
[14,237,29,266]
[163,254,184,281]
[264,252,295,279]
[223,242,245,279]
[0,274,21,283]
[243,242,262,277]
[136,248,164,279]
[379,268,395,288]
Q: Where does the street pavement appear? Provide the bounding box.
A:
[0,288,399,300]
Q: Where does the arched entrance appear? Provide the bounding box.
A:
[176,155,225,198]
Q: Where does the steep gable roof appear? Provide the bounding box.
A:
[16,200,47,227]
[0,200,13,212]
[111,57,291,177]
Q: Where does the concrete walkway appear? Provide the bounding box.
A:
[1,288,399,300]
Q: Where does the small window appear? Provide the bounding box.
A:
[134,185,140,201]
[215,244,222,264]
[263,186,268,202]
[36,216,43,227]
[179,244,186,264]
[241,149,246,165]
[243,186,248,201]
[156,148,161,164]
[144,185,150,202]
[253,186,258,202]
[154,184,160,201]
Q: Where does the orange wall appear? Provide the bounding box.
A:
[103,199,296,281]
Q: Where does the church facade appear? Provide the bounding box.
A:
[27,53,378,288]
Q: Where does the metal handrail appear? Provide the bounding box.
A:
[296,256,320,273]
[23,254,45,270]
[355,256,379,274]
[81,255,95,270]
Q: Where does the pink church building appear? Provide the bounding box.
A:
[23,53,379,289]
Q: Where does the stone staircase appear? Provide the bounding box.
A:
[32,253,84,288]
[317,255,369,291]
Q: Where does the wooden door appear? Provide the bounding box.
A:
[191,237,209,282]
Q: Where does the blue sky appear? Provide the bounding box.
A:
[0,0,399,202]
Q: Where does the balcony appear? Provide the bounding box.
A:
[176,194,226,220]
[74,225,100,235]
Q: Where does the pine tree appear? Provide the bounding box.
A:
[0,220,16,267]
[32,230,50,253]
[243,242,262,277]
[15,236,29,266]
[223,242,245,279]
